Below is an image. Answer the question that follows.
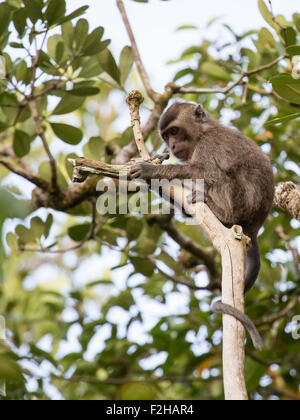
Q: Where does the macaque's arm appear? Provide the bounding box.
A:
[130,161,212,182]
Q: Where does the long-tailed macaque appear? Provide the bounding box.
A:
[130,102,275,349]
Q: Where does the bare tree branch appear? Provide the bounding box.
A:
[28,99,58,191]
[0,155,50,190]
[176,55,287,95]
[256,295,299,328]
[276,226,300,277]
[274,182,300,221]
[116,0,160,103]
[51,374,220,386]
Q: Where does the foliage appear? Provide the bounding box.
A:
[0,0,299,400]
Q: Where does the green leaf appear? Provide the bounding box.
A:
[51,123,83,144]
[13,130,31,157]
[30,217,46,241]
[127,217,144,241]
[39,51,60,76]
[177,25,198,31]
[97,49,120,84]
[131,257,154,277]
[271,74,300,105]
[9,42,23,49]
[45,0,66,27]
[83,136,105,160]
[286,45,300,57]
[258,27,277,49]
[245,359,268,391]
[132,237,157,255]
[52,94,85,115]
[23,0,43,24]
[120,383,156,400]
[79,56,103,78]
[12,7,27,37]
[68,86,100,96]
[47,35,62,60]
[55,41,65,64]
[83,26,104,48]
[16,224,35,244]
[38,161,68,189]
[75,18,89,51]
[14,60,30,84]
[61,21,74,51]
[68,223,90,241]
[0,92,20,125]
[44,214,53,239]
[266,112,300,126]
[82,27,110,56]
[200,62,231,82]
[0,3,12,37]
[0,188,31,219]
[6,232,18,252]
[258,0,278,32]
[119,46,134,86]
[58,5,89,25]
[285,27,297,46]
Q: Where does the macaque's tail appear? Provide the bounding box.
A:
[245,235,261,294]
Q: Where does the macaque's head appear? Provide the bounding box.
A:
[159,102,211,161]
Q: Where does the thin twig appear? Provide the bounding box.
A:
[242,82,248,105]
[149,256,204,291]
[276,226,300,277]
[0,156,50,190]
[256,295,299,328]
[177,55,287,95]
[51,374,220,385]
[21,208,106,254]
[28,99,58,191]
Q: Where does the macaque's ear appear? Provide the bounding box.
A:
[194,104,208,121]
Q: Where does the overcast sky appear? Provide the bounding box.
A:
[69,0,299,90]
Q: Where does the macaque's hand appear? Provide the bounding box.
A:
[152,153,170,163]
[130,161,156,181]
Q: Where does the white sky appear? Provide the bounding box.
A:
[69,0,299,91]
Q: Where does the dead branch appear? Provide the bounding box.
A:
[274,182,300,221]
[116,0,160,103]
[28,99,58,191]
[176,54,287,95]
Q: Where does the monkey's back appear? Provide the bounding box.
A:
[199,123,275,234]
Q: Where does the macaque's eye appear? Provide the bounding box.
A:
[169,127,179,136]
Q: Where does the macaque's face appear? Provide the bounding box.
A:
[161,126,191,161]
[159,102,207,161]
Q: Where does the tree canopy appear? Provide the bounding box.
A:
[0,0,299,400]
